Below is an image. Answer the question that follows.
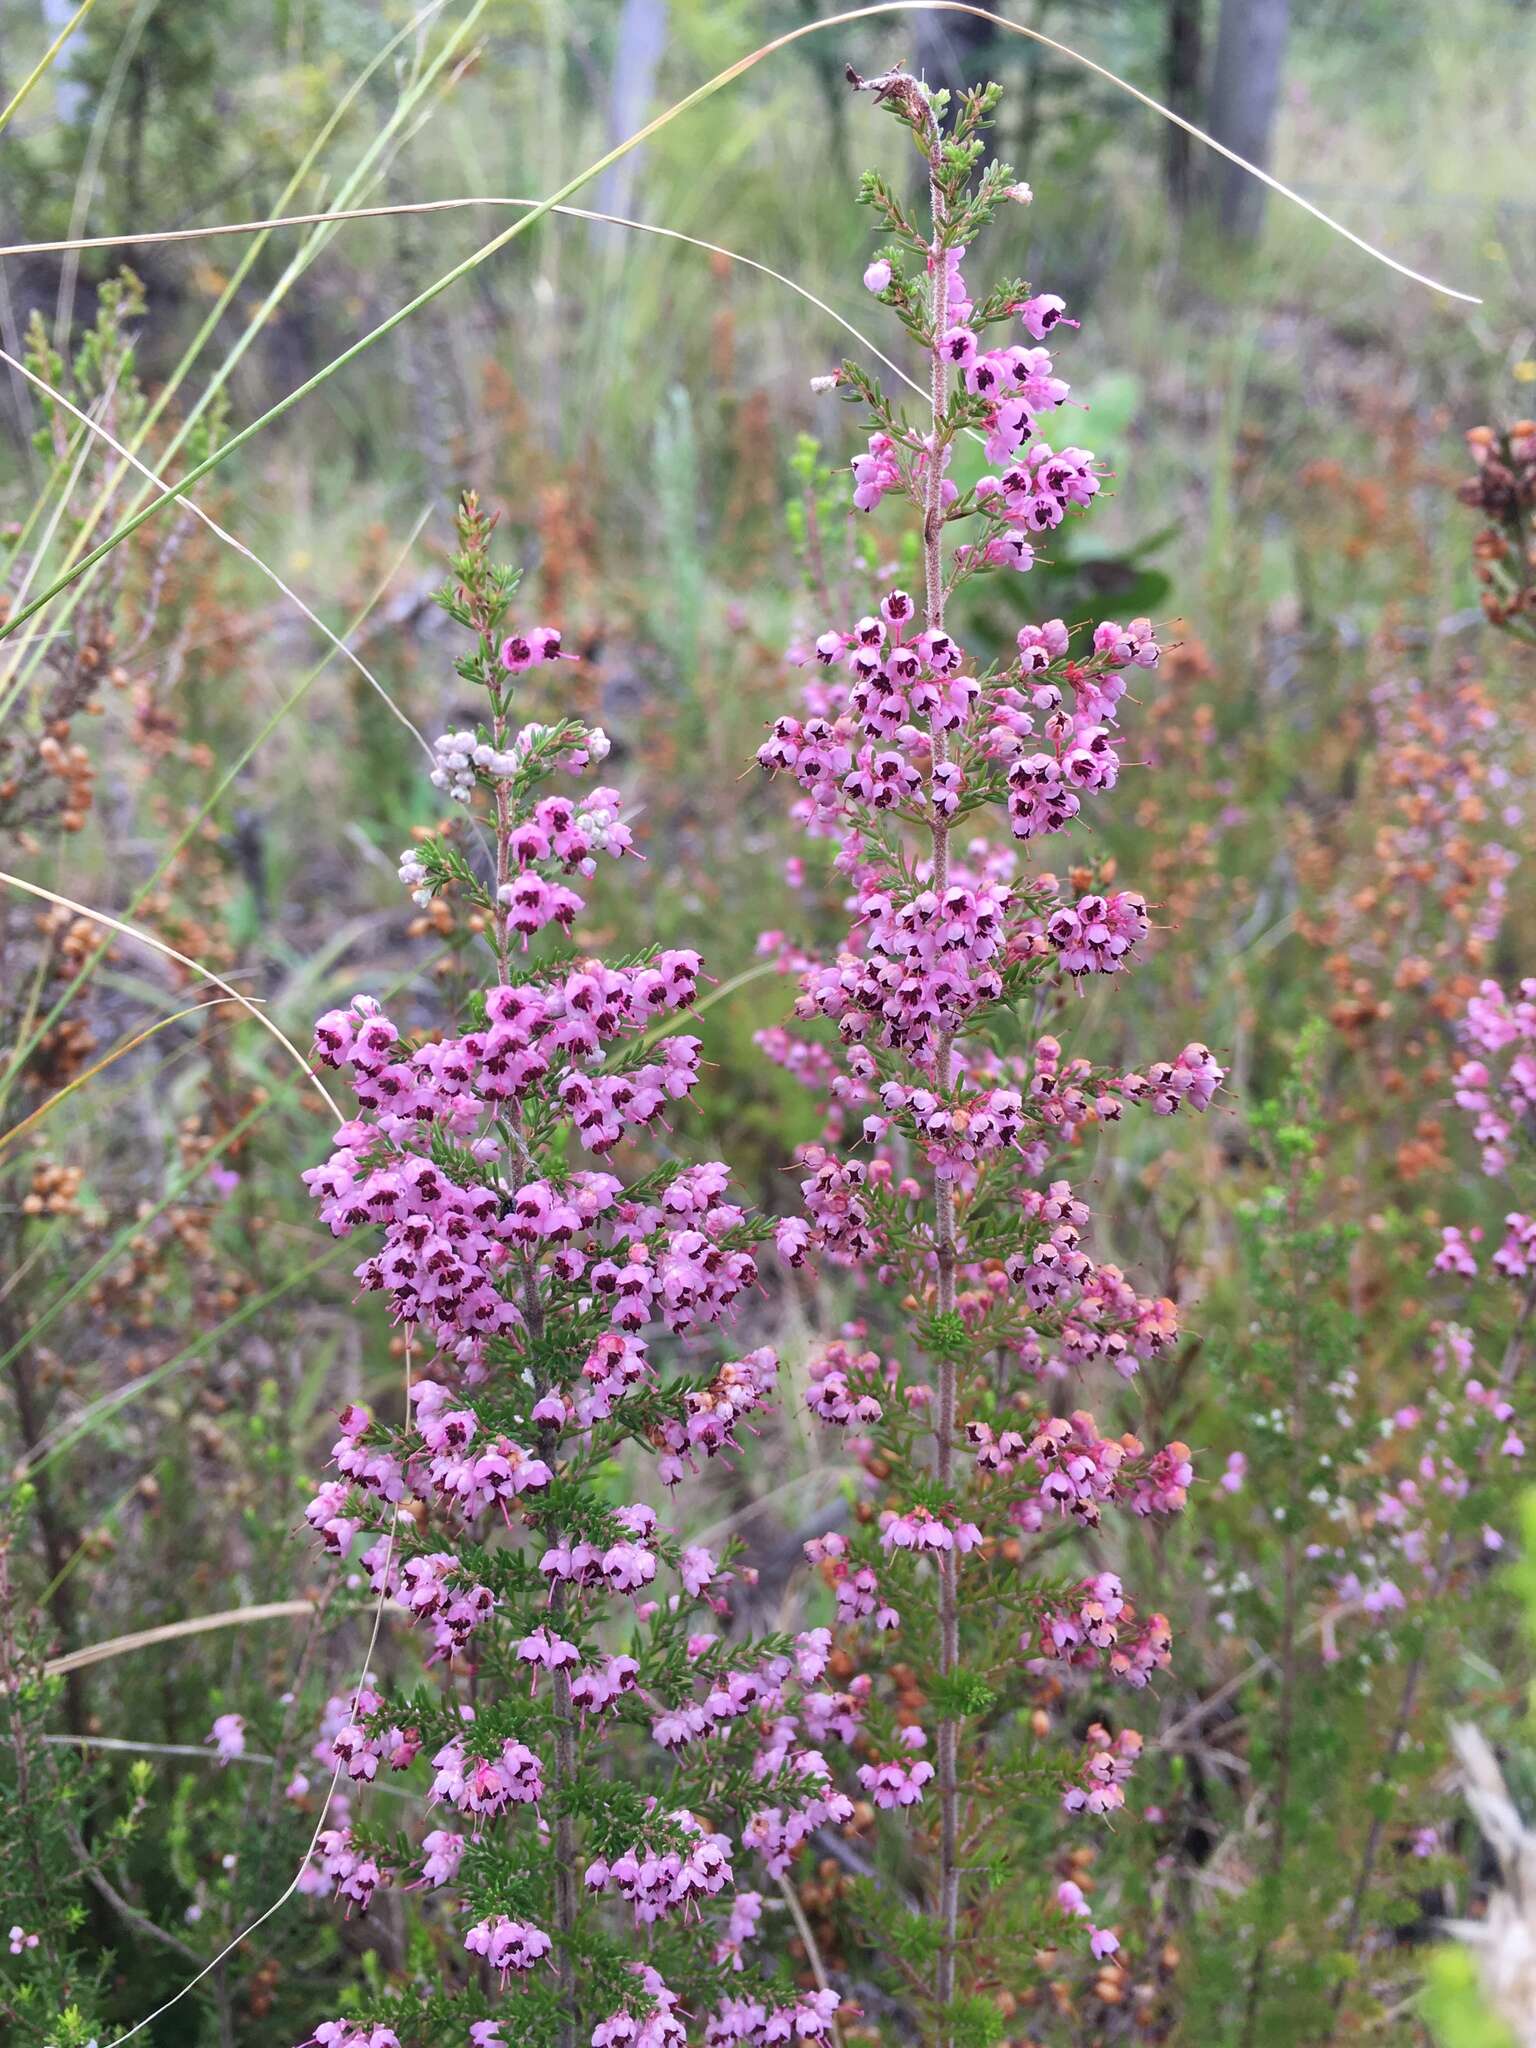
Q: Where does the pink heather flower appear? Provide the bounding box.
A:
[987,530,1036,571]
[1019,292,1076,339]
[1434,1225,1479,1278]
[1493,1212,1536,1279]
[1092,616,1159,668]
[1017,617,1070,664]
[863,258,892,293]
[1361,1579,1406,1618]
[306,2027,400,2048]
[857,1756,935,1808]
[207,1713,246,1765]
[517,1626,580,1673]
[940,324,979,368]
[1219,1452,1247,1493]
[417,1829,464,1888]
[463,1914,553,1978]
[716,1888,765,1970]
[7,1926,39,1954]
[498,625,564,673]
[879,1506,979,1554]
[680,1544,719,1599]
[1064,1724,1143,1815]
[1047,891,1149,978]
[1091,1926,1120,1960]
[851,432,902,513]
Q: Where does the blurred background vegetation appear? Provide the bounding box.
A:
[3,2,1536,2043]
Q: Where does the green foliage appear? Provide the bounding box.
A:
[947,1992,1009,2048]
[927,1667,998,1720]
[1422,1946,1519,2048]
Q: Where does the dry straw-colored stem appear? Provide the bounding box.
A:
[0,999,240,1158]
[0,342,433,761]
[776,1874,846,2048]
[0,195,935,408]
[0,869,342,1122]
[41,1601,323,1681]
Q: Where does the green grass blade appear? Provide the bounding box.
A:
[0,0,102,139]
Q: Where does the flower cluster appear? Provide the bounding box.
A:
[1026,1571,1174,1689]
[1062,1722,1144,1817]
[752,72,1224,2026]
[284,500,857,2047]
[1451,976,1536,1178]
[1458,421,1536,639]
[304,964,758,1373]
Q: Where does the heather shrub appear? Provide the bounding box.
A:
[285,495,846,2048]
[3,11,1536,2048]
[751,71,1225,2041]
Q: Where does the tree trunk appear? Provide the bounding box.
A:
[593,0,668,245]
[1164,0,1204,213]
[912,7,996,99]
[1204,0,1292,241]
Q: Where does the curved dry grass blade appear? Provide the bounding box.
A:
[0,6,1481,305]
[0,507,433,1123]
[44,1600,322,1678]
[0,997,238,1157]
[43,1735,280,1762]
[0,869,342,1120]
[0,195,934,406]
[0,0,1480,645]
[0,0,102,138]
[0,342,434,758]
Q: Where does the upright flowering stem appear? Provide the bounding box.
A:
[760,70,1225,2036]
[916,92,963,2035]
[292,497,865,2048]
[475,539,581,2048]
